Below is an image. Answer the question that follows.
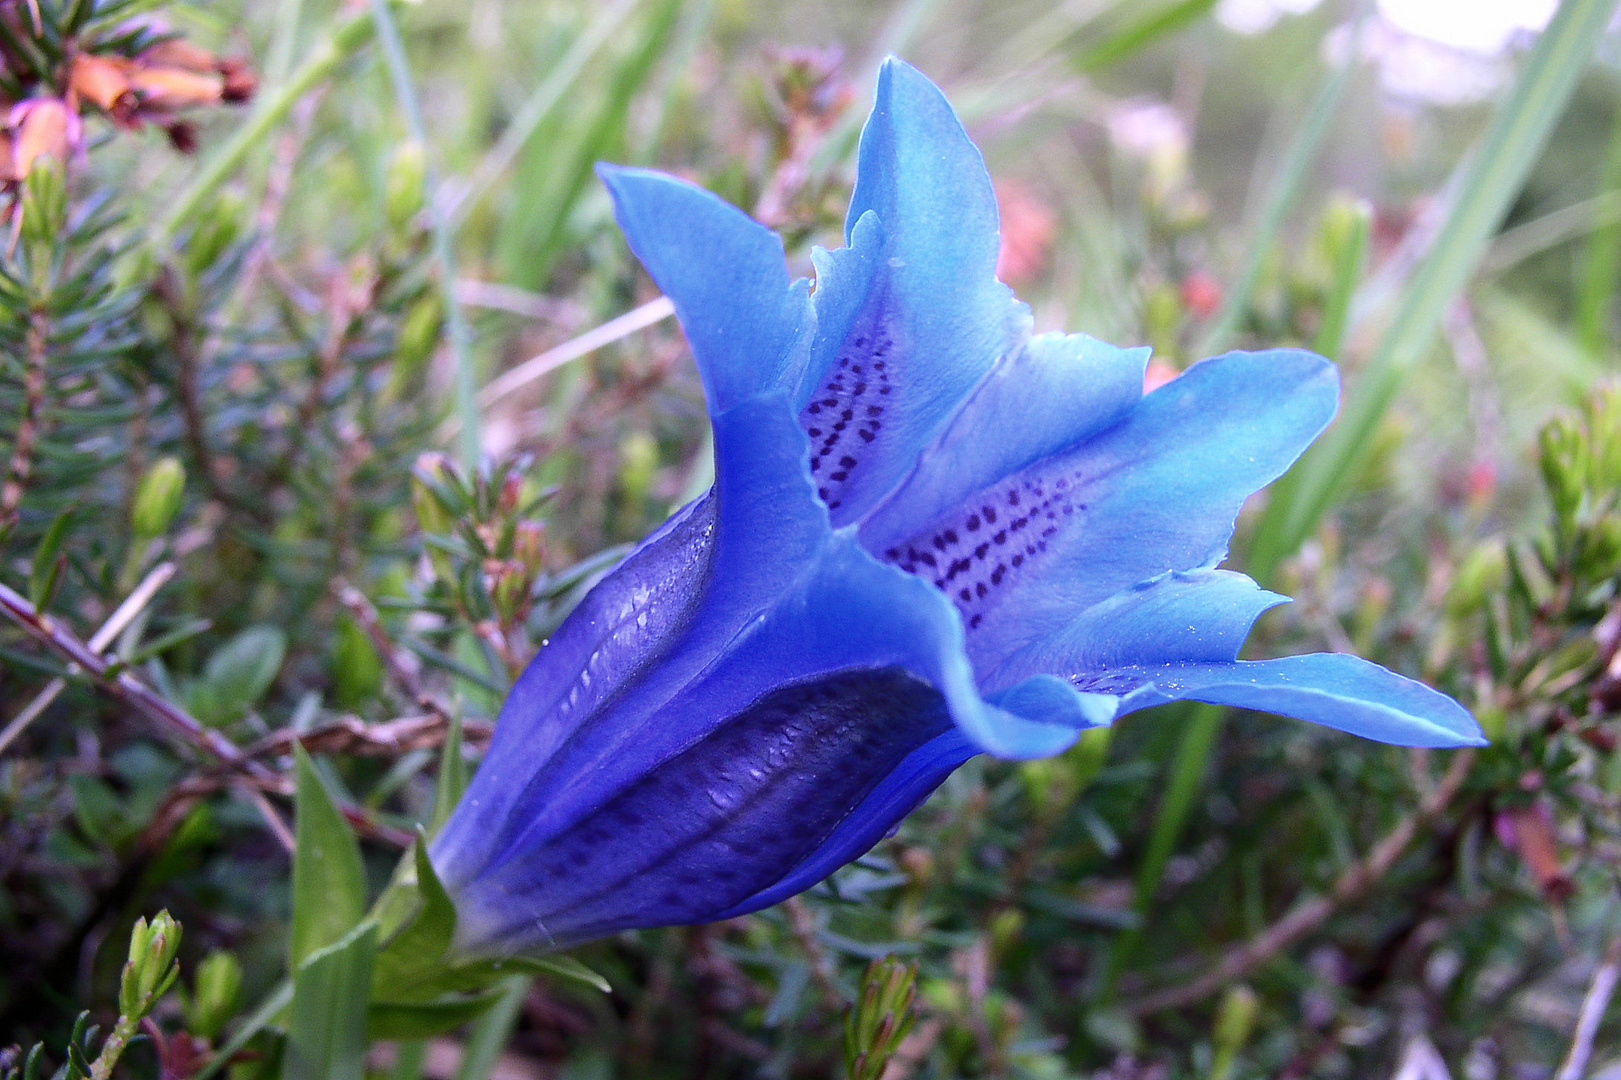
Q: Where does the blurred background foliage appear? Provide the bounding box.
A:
[1,0,1619,1077]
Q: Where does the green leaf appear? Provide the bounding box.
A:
[282,920,377,1080]
[291,745,366,968]
[188,625,288,726]
[1073,0,1218,73]
[367,989,508,1041]
[27,508,73,610]
[430,712,467,837]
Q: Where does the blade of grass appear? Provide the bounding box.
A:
[1098,699,1224,997]
[151,6,380,250]
[1312,199,1371,357]
[1575,97,1621,355]
[494,0,681,289]
[367,0,481,469]
[438,0,647,230]
[1247,0,1621,586]
[805,0,954,179]
[1478,189,1621,276]
[453,975,529,1080]
[1195,29,1360,356]
[1073,0,1219,74]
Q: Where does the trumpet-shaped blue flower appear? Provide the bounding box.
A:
[431,58,1483,955]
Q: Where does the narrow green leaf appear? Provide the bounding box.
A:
[1576,97,1621,354]
[1101,699,1225,995]
[283,921,377,1080]
[368,990,508,1041]
[28,508,74,609]
[291,745,366,968]
[152,7,380,250]
[1311,201,1371,358]
[430,712,467,838]
[1197,42,1358,357]
[453,976,528,1080]
[444,0,649,228]
[370,840,456,999]
[191,625,287,725]
[1074,0,1219,73]
[1249,0,1621,584]
[187,980,293,1080]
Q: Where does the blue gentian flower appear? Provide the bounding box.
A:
[431,58,1483,955]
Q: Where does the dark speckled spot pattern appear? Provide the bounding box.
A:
[882,465,1087,632]
[799,308,897,514]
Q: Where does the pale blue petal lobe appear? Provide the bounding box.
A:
[598,164,810,414]
[986,569,1289,689]
[797,59,1030,523]
[875,349,1337,674]
[1106,654,1486,748]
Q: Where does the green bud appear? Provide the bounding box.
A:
[119,910,183,1020]
[131,456,187,541]
[186,950,243,1042]
[389,294,443,400]
[1209,984,1260,1080]
[411,452,462,537]
[184,191,246,278]
[1585,515,1621,578]
[1539,416,1586,528]
[385,140,428,232]
[1143,284,1181,360]
[845,957,920,1080]
[618,432,660,506]
[989,908,1024,956]
[1316,194,1372,267]
[331,614,384,710]
[1577,383,1621,490]
[1446,539,1508,618]
[20,156,67,253]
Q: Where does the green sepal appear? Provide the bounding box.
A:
[365,836,609,1036]
[366,989,508,1041]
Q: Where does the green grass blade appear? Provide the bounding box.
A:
[1248,0,1621,585]
[453,975,529,1080]
[152,7,379,250]
[1195,41,1358,357]
[1099,700,1225,996]
[1311,199,1371,358]
[283,922,379,1080]
[368,0,482,469]
[441,0,647,230]
[1074,0,1219,73]
[1575,97,1621,354]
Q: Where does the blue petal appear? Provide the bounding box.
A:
[794,59,1030,523]
[436,395,1090,952]
[598,164,811,414]
[430,491,719,891]
[986,568,1289,689]
[861,331,1150,555]
[1105,653,1487,748]
[869,349,1338,676]
[707,726,979,919]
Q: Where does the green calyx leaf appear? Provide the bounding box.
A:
[362,837,608,1039]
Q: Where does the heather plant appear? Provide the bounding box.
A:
[0,1,1618,1078]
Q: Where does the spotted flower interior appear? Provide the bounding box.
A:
[430,57,1483,956]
